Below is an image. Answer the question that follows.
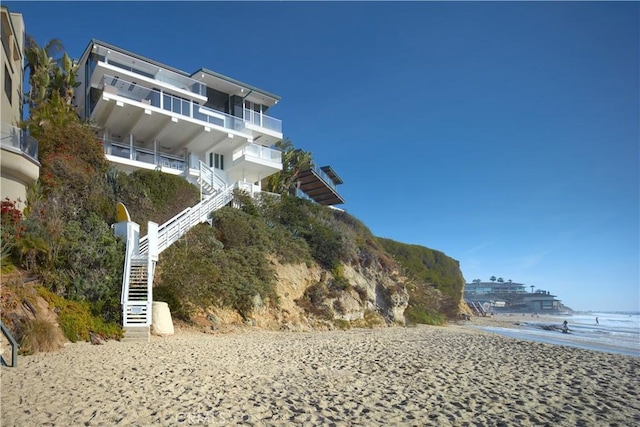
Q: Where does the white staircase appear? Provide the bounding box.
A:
[116,183,236,342]
[197,161,226,197]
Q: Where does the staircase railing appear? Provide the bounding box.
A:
[120,223,138,306]
[199,161,226,194]
[138,185,235,256]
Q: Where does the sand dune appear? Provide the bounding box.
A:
[2,325,639,426]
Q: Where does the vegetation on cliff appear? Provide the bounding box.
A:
[378,238,465,322]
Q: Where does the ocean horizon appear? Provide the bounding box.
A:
[475,311,640,357]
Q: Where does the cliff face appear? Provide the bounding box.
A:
[377,238,466,321]
[215,259,409,331]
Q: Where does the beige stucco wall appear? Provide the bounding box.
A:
[0,148,39,209]
[1,9,36,211]
[1,9,24,127]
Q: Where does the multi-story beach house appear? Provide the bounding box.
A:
[75,39,284,198]
[0,7,39,211]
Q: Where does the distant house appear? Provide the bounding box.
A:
[464,281,562,314]
[521,290,561,312]
[464,281,527,295]
[0,7,39,210]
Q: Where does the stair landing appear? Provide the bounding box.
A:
[122,326,150,343]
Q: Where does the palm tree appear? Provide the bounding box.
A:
[24,36,64,108]
[497,277,504,283]
[263,139,313,195]
[490,276,497,282]
[508,279,512,283]
[530,285,535,293]
[23,37,79,133]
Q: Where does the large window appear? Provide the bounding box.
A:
[4,65,12,104]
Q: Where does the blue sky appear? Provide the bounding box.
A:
[7,1,638,312]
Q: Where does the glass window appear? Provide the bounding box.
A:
[4,65,11,104]
[214,153,224,170]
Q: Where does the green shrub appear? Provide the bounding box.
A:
[38,287,123,342]
[114,169,200,236]
[156,224,277,321]
[405,306,446,326]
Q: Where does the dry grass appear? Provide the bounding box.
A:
[18,317,65,355]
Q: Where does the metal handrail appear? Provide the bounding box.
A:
[1,321,18,367]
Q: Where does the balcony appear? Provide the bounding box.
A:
[94,44,206,97]
[0,123,38,162]
[296,165,345,206]
[98,75,282,136]
[243,108,282,134]
[102,139,186,172]
[233,143,282,165]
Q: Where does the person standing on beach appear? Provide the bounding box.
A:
[562,320,569,333]
[596,317,599,325]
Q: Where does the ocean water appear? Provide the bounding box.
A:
[478,312,640,357]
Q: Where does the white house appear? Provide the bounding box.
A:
[74,39,284,197]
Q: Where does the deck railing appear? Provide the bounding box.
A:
[101,75,280,134]
[102,138,186,171]
[311,165,339,193]
[233,143,282,164]
[100,46,206,96]
[0,123,39,162]
[243,108,282,133]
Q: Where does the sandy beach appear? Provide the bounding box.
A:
[2,325,639,426]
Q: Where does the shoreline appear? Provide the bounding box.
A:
[463,313,640,357]
[3,324,640,426]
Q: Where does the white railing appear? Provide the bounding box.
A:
[0,123,39,161]
[99,46,206,96]
[100,75,281,135]
[233,143,282,164]
[243,108,282,133]
[199,161,226,191]
[102,138,186,171]
[102,75,245,132]
[138,185,235,256]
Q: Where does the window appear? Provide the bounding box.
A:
[215,153,224,170]
[209,153,224,170]
[4,65,11,104]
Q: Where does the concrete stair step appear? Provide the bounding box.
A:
[122,326,150,343]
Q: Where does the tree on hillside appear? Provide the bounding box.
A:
[472,279,481,284]
[508,279,512,283]
[24,37,79,133]
[24,36,64,108]
[262,139,312,195]
[490,276,497,282]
